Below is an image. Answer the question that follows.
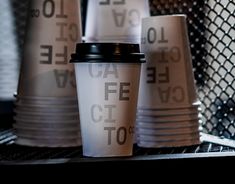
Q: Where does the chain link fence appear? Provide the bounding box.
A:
[150,0,235,139]
[2,0,235,139]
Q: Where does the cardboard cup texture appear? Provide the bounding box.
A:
[136,119,202,129]
[14,0,83,147]
[18,0,82,97]
[136,125,200,135]
[85,0,150,43]
[75,63,141,157]
[138,15,198,109]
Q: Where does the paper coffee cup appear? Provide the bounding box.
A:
[138,14,198,109]
[85,0,150,43]
[70,43,145,157]
[18,0,82,97]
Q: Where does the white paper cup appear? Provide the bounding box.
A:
[85,0,150,43]
[17,0,82,97]
[138,14,198,109]
[13,0,83,148]
[70,43,145,157]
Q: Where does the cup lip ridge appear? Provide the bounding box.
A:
[142,14,187,21]
[70,42,146,63]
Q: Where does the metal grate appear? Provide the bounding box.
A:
[149,0,235,140]
[0,129,235,162]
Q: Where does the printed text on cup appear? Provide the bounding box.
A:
[99,0,141,27]
[32,0,79,89]
[141,26,186,103]
[89,64,134,145]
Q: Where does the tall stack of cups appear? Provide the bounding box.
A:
[14,0,82,147]
[137,15,201,148]
[0,0,19,100]
[85,0,150,43]
[84,0,150,145]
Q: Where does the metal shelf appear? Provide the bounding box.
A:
[1,129,235,167]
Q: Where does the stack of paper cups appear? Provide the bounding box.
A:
[85,0,150,43]
[14,0,82,147]
[137,15,201,148]
[0,0,19,100]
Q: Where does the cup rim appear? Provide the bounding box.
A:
[142,14,187,21]
[70,43,146,63]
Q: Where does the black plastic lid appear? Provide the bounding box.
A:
[70,43,145,63]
